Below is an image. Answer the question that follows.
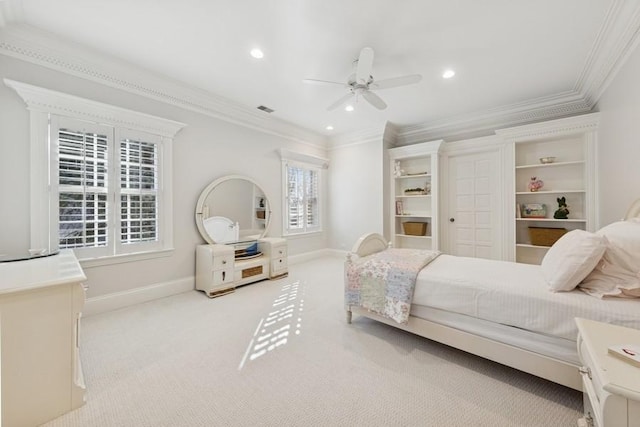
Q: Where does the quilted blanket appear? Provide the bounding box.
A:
[345,248,440,324]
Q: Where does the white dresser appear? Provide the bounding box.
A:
[196,238,288,297]
[576,317,640,427]
[0,250,86,427]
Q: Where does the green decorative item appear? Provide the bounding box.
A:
[553,197,569,219]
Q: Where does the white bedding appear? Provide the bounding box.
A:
[411,254,640,341]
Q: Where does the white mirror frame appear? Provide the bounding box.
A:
[195,175,271,245]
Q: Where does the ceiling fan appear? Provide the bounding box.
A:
[303,47,422,111]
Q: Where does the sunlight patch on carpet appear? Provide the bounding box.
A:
[238,280,304,369]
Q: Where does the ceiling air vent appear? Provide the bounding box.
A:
[257,105,275,113]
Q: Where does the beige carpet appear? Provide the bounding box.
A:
[44,256,582,426]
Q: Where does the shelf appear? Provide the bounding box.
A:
[515,160,585,169]
[516,218,586,222]
[396,195,431,199]
[396,214,431,218]
[395,234,432,239]
[516,190,585,195]
[395,173,431,179]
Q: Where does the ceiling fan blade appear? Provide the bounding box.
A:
[356,47,374,84]
[327,92,354,111]
[362,90,387,110]
[371,74,422,90]
[302,79,348,87]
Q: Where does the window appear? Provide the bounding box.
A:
[52,117,165,259]
[284,162,321,234]
[5,79,185,265]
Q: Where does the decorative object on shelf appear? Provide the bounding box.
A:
[404,187,427,195]
[522,203,546,218]
[528,176,544,192]
[553,197,570,219]
[516,203,522,219]
[539,157,556,164]
[528,227,568,247]
[259,198,265,208]
[403,221,428,236]
[395,200,404,215]
[393,161,404,177]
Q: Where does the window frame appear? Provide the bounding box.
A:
[279,149,328,237]
[5,79,185,267]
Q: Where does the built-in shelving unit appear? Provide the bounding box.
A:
[497,113,599,264]
[388,140,442,250]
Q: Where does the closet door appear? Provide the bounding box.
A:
[446,150,502,259]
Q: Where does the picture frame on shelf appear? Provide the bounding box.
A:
[395,201,404,215]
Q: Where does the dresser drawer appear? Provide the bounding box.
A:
[212,268,234,285]
[272,245,287,259]
[271,257,288,275]
[213,255,233,270]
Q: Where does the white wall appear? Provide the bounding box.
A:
[328,138,386,251]
[594,42,640,226]
[0,54,328,299]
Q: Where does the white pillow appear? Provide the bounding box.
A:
[541,229,607,292]
[579,221,640,298]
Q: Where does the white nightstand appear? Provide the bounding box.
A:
[576,318,640,427]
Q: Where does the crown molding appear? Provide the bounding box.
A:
[495,112,600,141]
[576,0,640,105]
[1,0,638,149]
[390,0,640,146]
[326,124,387,150]
[4,78,187,137]
[0,24,328,149]
[396,91,591,145]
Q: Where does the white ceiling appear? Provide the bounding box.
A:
[1,0,637,143]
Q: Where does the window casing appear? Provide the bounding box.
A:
[5,79,185,266]
[283,161,322,235]
[51,117,165,259]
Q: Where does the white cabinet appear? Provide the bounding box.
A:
[576,318,640,427]
[388,140,442,250]
[195,237,288,298]
[196,244,235,297]
[0,250,86,427]
[259,237,288,278]
[497,113,599,264]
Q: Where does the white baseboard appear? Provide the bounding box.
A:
[288,248,347,265]
[84,250,348,316]
[84,276,194,317]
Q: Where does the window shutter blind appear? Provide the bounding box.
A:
[119,138,158,244]
[58,128,109,249]
[287,165,303,230]
[285,163,320,233]
[305,169,319,227]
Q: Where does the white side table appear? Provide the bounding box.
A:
[576,317,640,427]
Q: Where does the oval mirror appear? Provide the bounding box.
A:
[195,175,271,245]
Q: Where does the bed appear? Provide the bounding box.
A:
[345,200,640,391]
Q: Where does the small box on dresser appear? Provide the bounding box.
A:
[576,318,640,427]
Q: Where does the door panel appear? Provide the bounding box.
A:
[448,151,501,260]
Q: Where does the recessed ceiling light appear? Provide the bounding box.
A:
[250,48,264,59]
[326,125,334,130]
[345,105,354,112]
[443,69,455,79]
